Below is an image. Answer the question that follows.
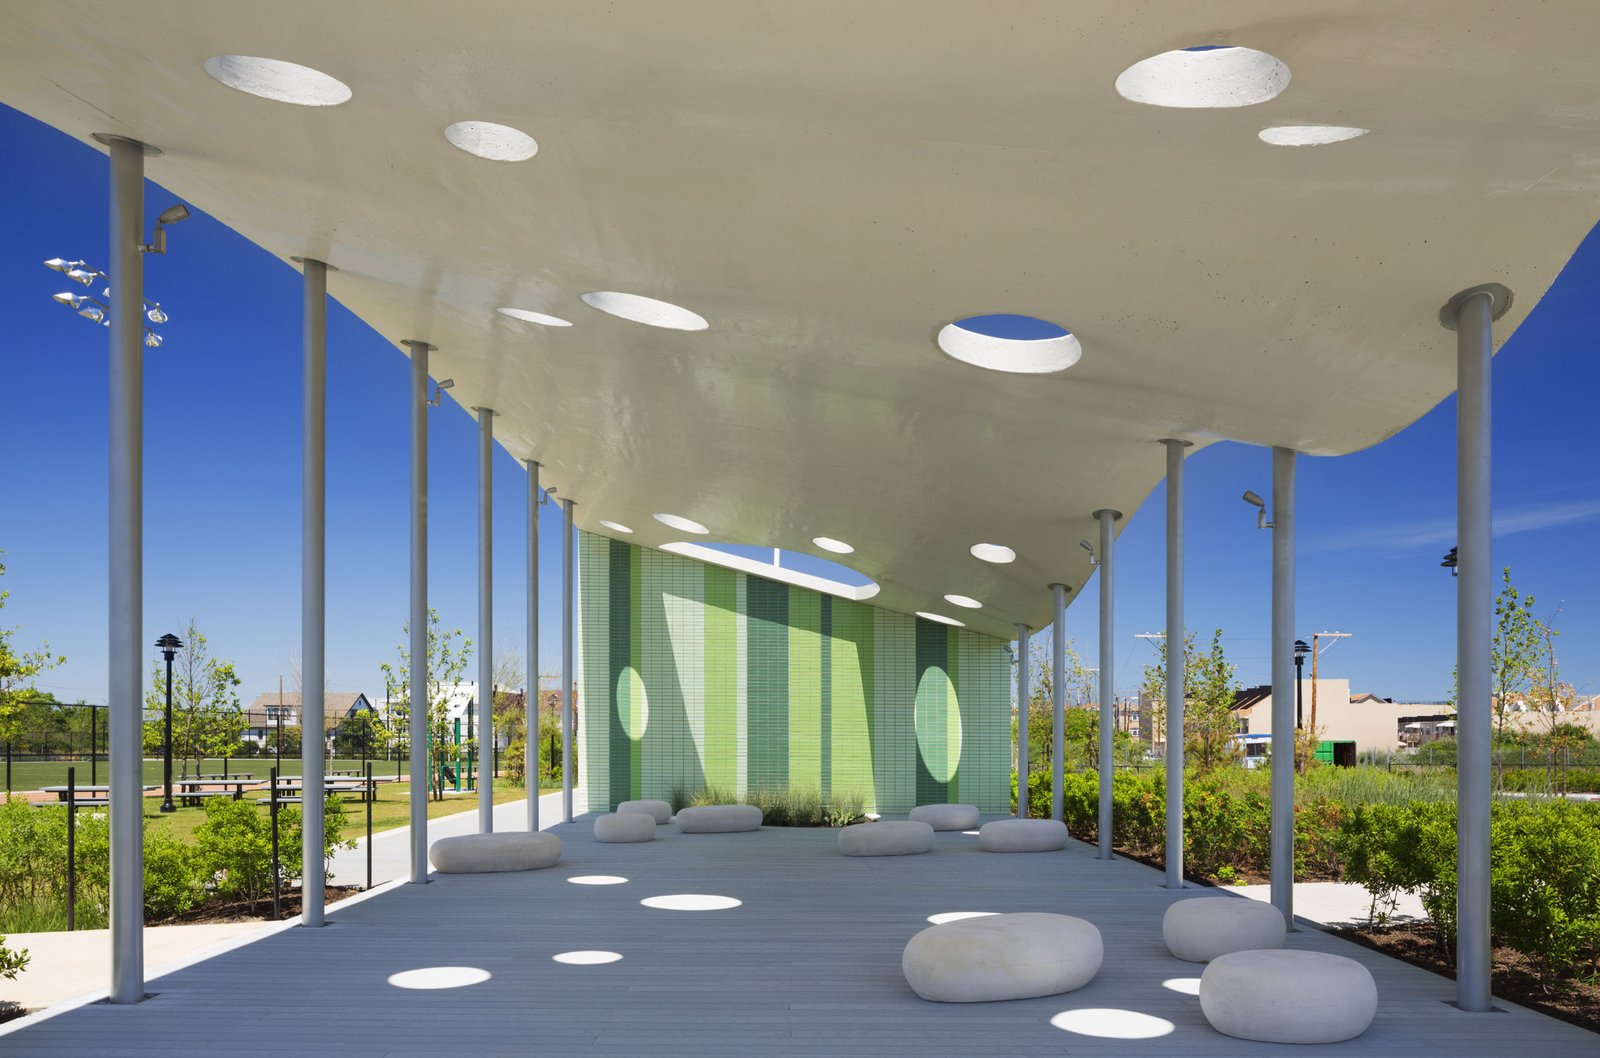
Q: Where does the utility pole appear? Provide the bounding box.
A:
[1308,632,1351,757]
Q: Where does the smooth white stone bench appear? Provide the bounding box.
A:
[902,912,1102,1002]
[1163,896,1286,962]
[908,803,980,831]
[837,820,934,856]
[594,812,656,843]
[1200,949,1377,1044]
[675,804,763,833]
[617,798,671,824]
[429,832,561,874]
[978,818,1068,852]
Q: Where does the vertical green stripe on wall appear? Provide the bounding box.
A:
[629,544,643,800]
[947,626,960,803]
[746,576,788,790]
[704,565,737,792]
[788,590,822,794]
[914,616,950,805]
[819,598,832,802]
[607,538,631,808]
[830,599,874,808]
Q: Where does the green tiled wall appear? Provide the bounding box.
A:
[580,533,1011,813]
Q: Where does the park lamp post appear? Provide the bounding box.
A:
[1293,639,1310,729]
[155,632,183,813]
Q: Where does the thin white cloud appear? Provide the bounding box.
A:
[1310,497,1600,554]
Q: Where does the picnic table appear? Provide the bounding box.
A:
[175,778,254,807]
[192,772,254,781]
[37,784,159,808]
[255,777,374,805]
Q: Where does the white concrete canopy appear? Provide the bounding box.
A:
[4,2,1599,636]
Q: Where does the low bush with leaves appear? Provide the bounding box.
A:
[679,784,866,827]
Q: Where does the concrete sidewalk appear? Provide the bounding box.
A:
[1232,881,1427,928]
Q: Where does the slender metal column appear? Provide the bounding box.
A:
[1269,447,1297,926]
[1161,438,1191,889]
[1442,282,1509,1012]
[525,460,540,831]
[106,134,146,1004]
[1014,624,1030,818]
[1048,584,1068,822]
[300,257,329,927]
[561,497,576,822]
[403,339,435,883]
[1095,509,1121,860]
[475,408,495,832]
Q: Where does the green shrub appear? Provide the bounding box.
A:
[0,935,26,980]
[1489,800,1600,980]
[143,828,204,919]
[681,784,867,827]
[194,798,274,902]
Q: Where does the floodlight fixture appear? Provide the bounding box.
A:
[66,267,99,287]
[142,201,191,255]
[52,291,88,309]
[541,484,557,506]
[44,258,83,273]
[1241,488,1273,529]
[145,301,168,324]
[429,378,455,407]
[144,331,162,348]
[78,303,106,324]
[1079,538,1098,566]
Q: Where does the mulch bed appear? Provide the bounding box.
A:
[1331,923,1599,1034]
[154,885,364,926]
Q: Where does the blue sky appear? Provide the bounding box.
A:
[2,102,1596,708]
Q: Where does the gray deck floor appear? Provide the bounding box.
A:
[3,817,1593,1057]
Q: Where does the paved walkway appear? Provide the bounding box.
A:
[1232,882,1428,928]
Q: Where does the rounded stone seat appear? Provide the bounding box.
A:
[908,804,980,831]
[429,832,562,874]
[617,798,671,824]
[1200,949,1377,1044]
[838,820,934,856]
[1163,896,1286,962]
[675,804,763,833]
[902,912,1103,1002]
[594,812,656,843]
[978,818,1068,852]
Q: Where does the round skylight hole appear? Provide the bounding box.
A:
[445,121,538,161]
[916,612,965,628]
[599,520,634,534]
[498,307,572,328]
[812,537,854,555]
[1115,46,1291,108]
[970,543,1016,564]
[203,56,351,106]
[944,594,982,609]
[386,966,491,990]
[937,314,1081,374]
[1258,125,1370,147]
[582,292,708,331]
[654,513,709,535]
[553,950,623,965]
[641,894,742,911]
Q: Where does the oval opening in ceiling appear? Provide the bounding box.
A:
[1114,46,1290,108]
[1258,125,1370,147]
[582,291,708,331]
[937,314,1082,374]
[203,56,352,106]
[654,512,709,535]
[916,611,965,627]
[498,306,572,327]
[599,519,634,534]
[812,536,854,555]
[944,594,982,609]
[970,543,1016,564]
[445,121,538,161]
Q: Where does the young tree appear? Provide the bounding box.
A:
[1139,630,1196,758]
[1526,611,1580,792]
[142,619,244,777]
[1022,636,1091,775]
[0,552,66,752]
[1489,568,1543,770]
[1187,629,1241,773]
[380,609,473,800]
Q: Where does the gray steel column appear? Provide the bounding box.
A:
[1095,508,1121,860]
[561,497,575,822]
[1015,624,1029,818]
[525,460,540,831]
[1161,438,1191,889]
[106,134,146,1004]
[1441,282,1510,1013]
[403,339,435,884]
[1269,447,1296,926]
[300,257,329,927]
[1048,584,1068,822]
[475,408,494,833]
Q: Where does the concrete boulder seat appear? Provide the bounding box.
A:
[675,804,763,833]
[429,832,561,874]
[1163,896,1286,962]
[978,818,1068,853]
[838,820,934,856]
[902,912,1103,1002]
[1200,949,1378,1044]
[908,804,980,831]
[616,798,672,824]
[594,812,656,843]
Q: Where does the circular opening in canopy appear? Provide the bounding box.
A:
[944,594,982,609]
[654,513,709,535]
[498,307,572,327]
[916,612,965,627]
[1258,125,1370,147]
[937,314,1081,374]
[970,543,1016,564]
[445,121,538,161]
[582,291,708,331]
[1115,46,1290,108]
[812,536,854,555]
[599,520,634,534]
[203,56,351,106]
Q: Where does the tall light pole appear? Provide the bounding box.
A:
[156,632,182,813]
[1293,639,1309,730]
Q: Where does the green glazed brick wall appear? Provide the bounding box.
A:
[579,532,1012,814]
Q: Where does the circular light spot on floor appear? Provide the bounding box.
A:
[813,536,854,555]
[387,966,491,990]
[445,120,538,161]
[970,543,1016,564]
[553,950,623,965]
[498,306,572,327]
[203,56,352,106]
[568,875,629,886]
[1115,46,1290,108]
[599,520,634,534]
[1258,125,1370,147]
[916,612,965,627]
[582,291,708,331]
[926,911,998,925]
[654,513,709,535]
[1049,1008,1176,1039]
[961,829,980,836]
[1161,976,1202,996]
[944,594,982,609]
[641,894,742,911]
[937,314,1081,374]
